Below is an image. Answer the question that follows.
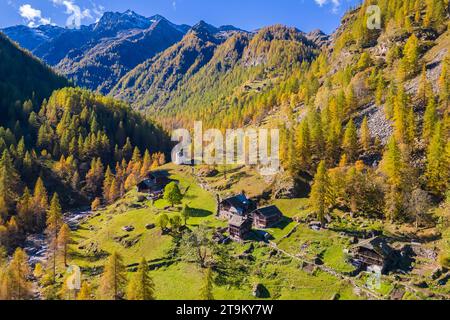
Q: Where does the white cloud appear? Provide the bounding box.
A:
[314,0,341,13]
[314,0,328,6]
[19,4,52,27]
[51,0,92,28]
[91,3,105,22]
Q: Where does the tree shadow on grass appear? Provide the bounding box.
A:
[189,208,213,218]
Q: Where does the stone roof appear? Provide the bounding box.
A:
[222,194,251,212]
[253,205,282,218]
[354,237,394,257]
[229,215,250,227]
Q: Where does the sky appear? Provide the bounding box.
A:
[1,0,362,34]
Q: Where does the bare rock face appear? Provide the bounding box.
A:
[356,103,393,146]
[305,29,330,48]
[271,172,298,199]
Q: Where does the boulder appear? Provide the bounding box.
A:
[137,195,146,202]
[145,223,156,230]
[197,167,219,177]
[122,226,135,232]
[252,284,267,298]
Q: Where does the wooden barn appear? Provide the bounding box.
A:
[228,215,253,242]
[350,237,396,274]
[252,205,283,229]
[218,193,256,220]
[137,171,170,194]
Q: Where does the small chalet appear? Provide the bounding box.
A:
[252,205,283,229]
[218,193,256,220]
[350,237,396,274]
[137,171,170,195]
[228,215,252,242]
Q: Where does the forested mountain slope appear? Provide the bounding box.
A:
[0,32,68,129]
[112,24,319,129]
[116,0,449,237]
[1,24,66,52]
[0,34,170,256]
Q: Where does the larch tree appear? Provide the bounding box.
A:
[109,177,120,203]
[126,258,155,300]
[417,65,432,103]
[46,193,63,283]
[91,197,101,211]
[422,97,438,142]
[375,74,385,106]
[0,150,20,215]
[103,166,113,203]
[99,251,127,300]
[140,150,152,179]
[77,281,93,300]
[439,56,449,109]
[403,34,420,77]
[426,122,449,196]
[380,137,405,187]
[33,177,49,231]
[85,158,104,197]
[57,223,71,267]
[310,161,331,224]
[295,121,311,171]
[360,116,372,152]
[16,187,34,232]
[342,119,359,162]
[8,248,32,300]
[357,52,372,70]
[393,86,409,145]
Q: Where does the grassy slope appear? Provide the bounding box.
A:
[68,163,363,300]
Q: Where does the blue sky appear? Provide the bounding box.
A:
[1,0,361,33]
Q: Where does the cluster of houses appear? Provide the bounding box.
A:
[218,193,284,242]
[136,172,405,274]
[137,172,284,242]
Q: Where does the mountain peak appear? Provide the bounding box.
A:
[191,20,219,34]
[305,29,330,48]
[149,14,167,22]
[94,10,152,32]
